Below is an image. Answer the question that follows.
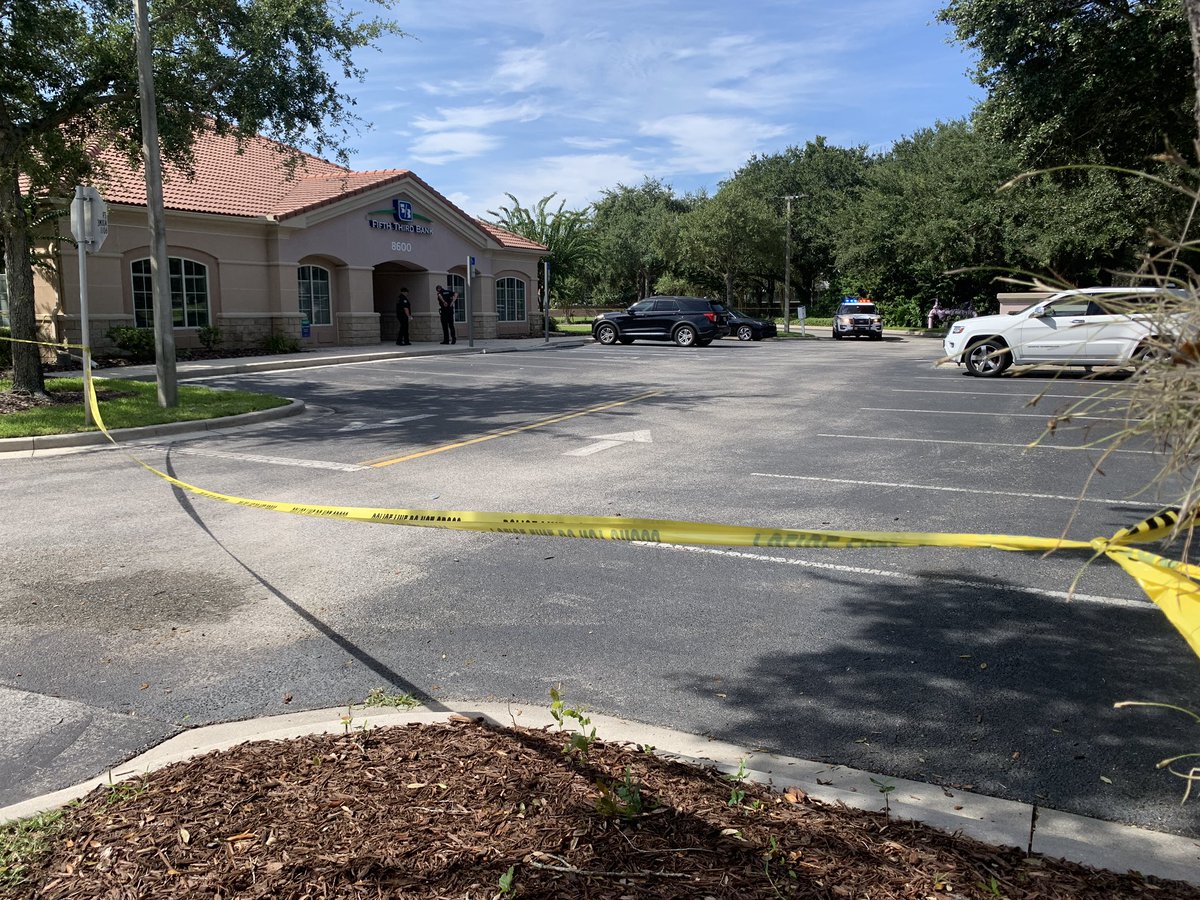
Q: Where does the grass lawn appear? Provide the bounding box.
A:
[0,377,290,438]
[554,322,593,335]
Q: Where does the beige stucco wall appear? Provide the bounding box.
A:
[42,179,543,353]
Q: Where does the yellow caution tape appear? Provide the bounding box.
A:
[39,346,1200,660]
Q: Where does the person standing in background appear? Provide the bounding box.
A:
[436,284,457,344]
[395,287,412,345]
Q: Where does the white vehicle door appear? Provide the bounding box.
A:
[1075,298,1153,361]
[1007,295,1094,362]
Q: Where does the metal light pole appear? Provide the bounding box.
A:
[781,195,800,334]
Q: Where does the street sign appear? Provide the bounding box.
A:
[70,186,109,253]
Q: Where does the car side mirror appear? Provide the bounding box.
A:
[1030,304,1049,317]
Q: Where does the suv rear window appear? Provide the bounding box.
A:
[678,298,714,311]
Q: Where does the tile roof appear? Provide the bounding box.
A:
[88,129,547,251]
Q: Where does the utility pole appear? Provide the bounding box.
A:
[134,0,177,407]
[781,195,801,335]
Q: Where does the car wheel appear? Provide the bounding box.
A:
[832,330,841,340]
[871,333,883,341]
[1133,341,1166,364]
[595,323,618,345]
[673,324,697,347]
[736,324,753,341]
[964,338,1011,377]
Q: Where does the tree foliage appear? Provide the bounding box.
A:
[486,193,592,309]
[588,178,697,304]
[937,0,1194,167]
[0,0,398,392]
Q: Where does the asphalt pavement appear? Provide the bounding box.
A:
[2,329,1199,887]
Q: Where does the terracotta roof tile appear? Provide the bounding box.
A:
[478,222,549,251]
[83,128,547,251]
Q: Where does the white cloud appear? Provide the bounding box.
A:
[471,153,653,216]
[562,136,626,150]
[639,115,789,174]
[494,48,551,92]
[410,131,500,165]
[413,101,543,133]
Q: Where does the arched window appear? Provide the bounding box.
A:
[496,278,526,322]
[131,258,210,328]
[447,273,466,323]
[298,266,332,326]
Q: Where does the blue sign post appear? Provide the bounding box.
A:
[301,317,311,338]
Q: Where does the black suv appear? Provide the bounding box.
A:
[592,296,729,347]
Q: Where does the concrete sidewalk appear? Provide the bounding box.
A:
[0,334,589,454]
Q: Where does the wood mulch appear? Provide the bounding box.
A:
[0,386,132,416]
[4,718,1197,899]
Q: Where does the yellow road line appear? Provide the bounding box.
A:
[359,390,665,468]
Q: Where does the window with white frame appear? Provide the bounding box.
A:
[496,277,526,322]
[297,265,332,326]
[132,258,210,328]
[447,273,466,322]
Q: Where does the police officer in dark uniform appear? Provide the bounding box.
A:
[395,286,412,345]
[436,284,457,344]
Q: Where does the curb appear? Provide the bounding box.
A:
[0,398,305,454]
[1,702,1196,886]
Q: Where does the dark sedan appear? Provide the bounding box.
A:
[724,308,777,341]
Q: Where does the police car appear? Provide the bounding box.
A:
[832,297,883,340]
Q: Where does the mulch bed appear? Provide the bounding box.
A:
[0,386,132,416]
[5,718,1197,899]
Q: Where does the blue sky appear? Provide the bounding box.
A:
[344,0,982,218]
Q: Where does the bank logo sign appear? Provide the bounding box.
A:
[367,199,434,234]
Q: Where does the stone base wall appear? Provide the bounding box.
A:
[216,313,304,348]
[336,312,381,346]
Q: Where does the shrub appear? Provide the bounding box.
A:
[0,327,11,370]
[197,325,222,350]
[881,296,923,329]
[105,326,156,363]
[261,333,300,354]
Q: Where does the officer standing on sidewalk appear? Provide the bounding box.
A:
[436,284,457,344]
[395,287,412,345]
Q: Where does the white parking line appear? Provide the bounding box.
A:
[132,444,368,472]
[861,407,1131,422]
[750,473,1159,508]
[816,433,1154,454]
[635,542,1151,609]
[891,388,1123,402]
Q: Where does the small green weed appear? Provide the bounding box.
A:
[360,687,421,710]
[549,686,596,761]
[495,863,516,897]
[726,757,749,806]
[595,767,648,819]
[978,875,1004,896]
[870,776,896,817]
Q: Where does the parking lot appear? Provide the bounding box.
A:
[3,334,1199,837]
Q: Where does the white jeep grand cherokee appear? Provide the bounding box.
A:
[943,287,1172,377]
